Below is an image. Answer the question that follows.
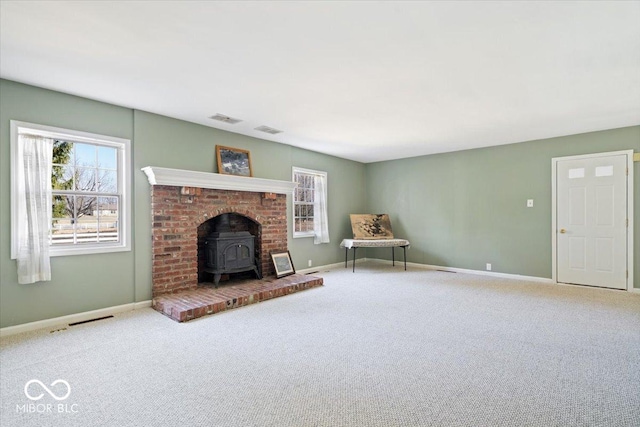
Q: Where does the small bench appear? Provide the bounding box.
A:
[340,239,410,272]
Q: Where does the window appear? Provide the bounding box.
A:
[11,121,131,257]
[292,167,329,243]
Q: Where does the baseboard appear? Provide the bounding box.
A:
[0,300,152,337]
[296,258,368,275]
[369,258,555,284]
[369,258,640,291]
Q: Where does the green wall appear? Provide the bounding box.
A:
[365,126,640,288]
[132,110,367,301]
[0,80,136,327]
[0,80,366,328]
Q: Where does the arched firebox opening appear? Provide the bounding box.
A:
[197,213,262,287]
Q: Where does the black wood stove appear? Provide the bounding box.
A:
[204,214,261,287]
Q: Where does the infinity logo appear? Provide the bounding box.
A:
[24,379,71,401]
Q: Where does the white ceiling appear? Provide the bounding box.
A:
[1,1,639,163]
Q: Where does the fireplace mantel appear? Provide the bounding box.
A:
[141,166,297,194]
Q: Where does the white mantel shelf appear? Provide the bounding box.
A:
[141,166,297,194]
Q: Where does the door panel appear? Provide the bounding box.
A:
[594,238,613,272]
[569,187,586,225]
[568,237,586,270]
[557,154,627,289]
[595,185,614,225]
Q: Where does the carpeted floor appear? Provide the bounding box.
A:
[1,261,639,427]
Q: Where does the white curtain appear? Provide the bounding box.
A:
[16,134,53,284]
[313,174,330,244]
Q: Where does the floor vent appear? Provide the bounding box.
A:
[69,315,114,326]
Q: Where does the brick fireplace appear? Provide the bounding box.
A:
[151,185,287,296]
[142,167,323,321]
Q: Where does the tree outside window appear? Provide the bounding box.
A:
[51,140,119,245]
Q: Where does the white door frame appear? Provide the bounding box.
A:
[551,150,634,291]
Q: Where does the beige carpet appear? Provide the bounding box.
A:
[1,262,639,426]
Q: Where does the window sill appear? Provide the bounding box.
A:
[49,244,131,257]
[293,233,315,239]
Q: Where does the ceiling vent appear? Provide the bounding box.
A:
[254,125,283,135]
[209,114,242,124]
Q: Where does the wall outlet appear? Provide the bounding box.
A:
[308,260,312,267]
[486,263,492,271]
[527,199,534,207]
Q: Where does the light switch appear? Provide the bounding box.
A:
[527,199,534,208]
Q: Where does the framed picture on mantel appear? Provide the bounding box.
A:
[216,145,253,177]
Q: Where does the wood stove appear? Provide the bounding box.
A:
[203,214,261,287]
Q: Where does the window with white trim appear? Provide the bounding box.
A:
[292,167,328,241]
[11,121,131,257]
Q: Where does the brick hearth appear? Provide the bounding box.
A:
[153,274,323,322]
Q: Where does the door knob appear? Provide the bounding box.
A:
[560,229,566,234]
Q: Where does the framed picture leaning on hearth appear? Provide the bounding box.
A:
[271,251,295,278]
[216,145,253,177]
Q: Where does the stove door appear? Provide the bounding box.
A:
[223,242,252,270]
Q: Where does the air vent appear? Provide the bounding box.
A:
[254,125,283,135]
[209,114,242,124]
[68,315,114,326]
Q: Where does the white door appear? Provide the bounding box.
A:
[556,154,628,289]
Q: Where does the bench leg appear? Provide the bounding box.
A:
[352,247,357,272]
[403,246,407,270]
[344,247,348,268]
[392,247,395,266]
